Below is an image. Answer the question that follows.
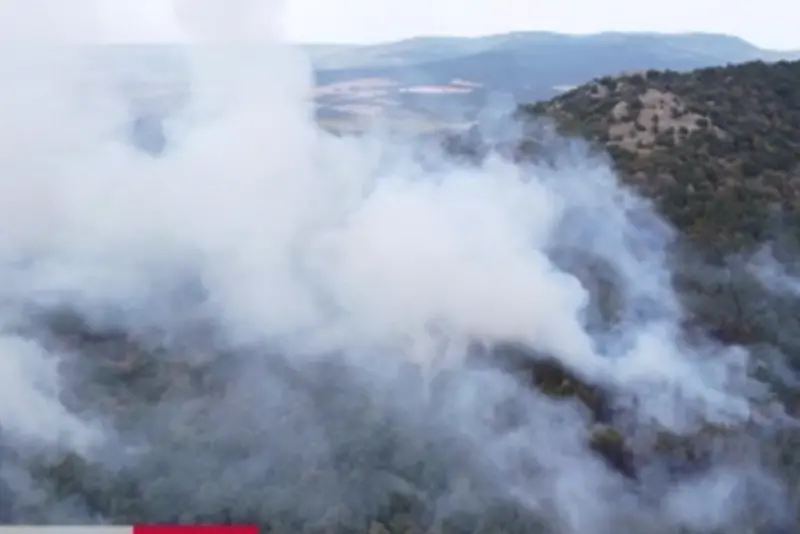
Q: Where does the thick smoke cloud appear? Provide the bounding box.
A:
[0,1,793,532]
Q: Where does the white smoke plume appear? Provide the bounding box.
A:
[0,1,792,532]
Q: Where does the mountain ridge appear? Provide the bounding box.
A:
[306,31,799,70]
[308,31,800,127]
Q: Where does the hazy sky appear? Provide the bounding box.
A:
[0,0,796,50]
[282,0,799,50]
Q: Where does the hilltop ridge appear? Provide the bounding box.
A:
[510,60,800,376]
[309,31,800,127]
[518,59,800,254]
[440,58,800,401]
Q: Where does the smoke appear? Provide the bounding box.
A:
[0,1,793,532]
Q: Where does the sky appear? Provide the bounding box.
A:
[0,0,797,50]
[282,0,799,50]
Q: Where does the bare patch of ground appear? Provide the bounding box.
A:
[331,103,385,116]
[314,78,398,98]
[607,87,725,153]
[450,78,483,88]
[399,85,473,95]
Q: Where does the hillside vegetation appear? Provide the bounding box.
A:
[512,60,800,407]
[519,60,800,255]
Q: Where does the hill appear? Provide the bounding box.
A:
[508,60,800,390]
[433,60,800,504]
[517,59,800,255]
[307,32,799,71]
[309,32,800,127]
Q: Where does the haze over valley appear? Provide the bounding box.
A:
[306,31,800,128]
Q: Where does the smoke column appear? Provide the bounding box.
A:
[0,1,792,532]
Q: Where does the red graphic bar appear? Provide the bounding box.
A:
[134,527,258,534]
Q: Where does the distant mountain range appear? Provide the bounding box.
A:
[101,31,799,145]
[304,31,800,129]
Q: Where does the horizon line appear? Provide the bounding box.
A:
[7,30,797,52]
